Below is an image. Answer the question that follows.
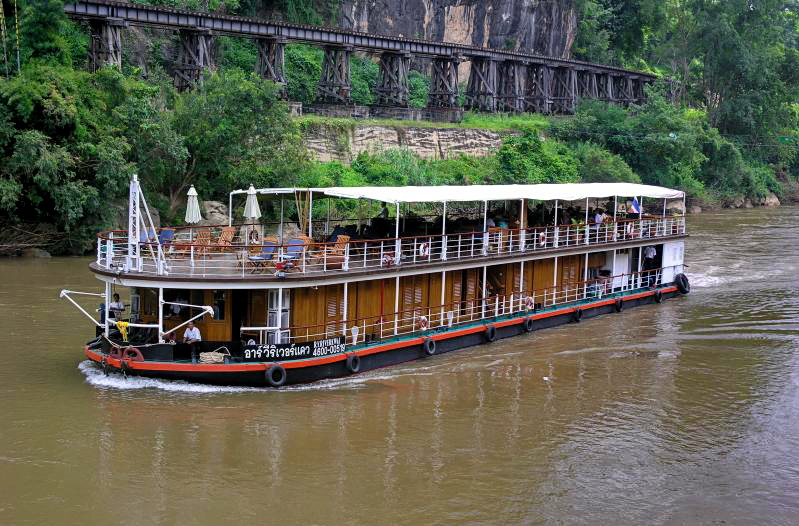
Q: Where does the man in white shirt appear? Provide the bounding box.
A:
[109,293,125,320]
[183,321,202,344]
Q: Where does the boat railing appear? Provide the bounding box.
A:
[95,216,686,278]
[243,265,683,345]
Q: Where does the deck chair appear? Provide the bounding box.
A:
[214,226,235,252]
[158,228,175,246]
[282,235,311,271]
[317,234,349,270]
[246,236,278,273]
[193,229,211,257]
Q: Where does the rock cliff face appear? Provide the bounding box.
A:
[304,124,506,163]
[338,0,577,57]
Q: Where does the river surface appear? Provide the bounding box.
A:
[1,207,798,526]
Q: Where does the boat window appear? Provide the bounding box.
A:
[213,290,226,320]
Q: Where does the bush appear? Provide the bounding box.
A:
[570,142,640,183]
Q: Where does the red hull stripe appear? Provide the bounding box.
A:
[86,288,677,373]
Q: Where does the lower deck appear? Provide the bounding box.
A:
[113,242,682,347]
[86,284,685,386]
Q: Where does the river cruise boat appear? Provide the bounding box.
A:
[62,177,690,387]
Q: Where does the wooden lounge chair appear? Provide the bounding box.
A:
[214,226,235,252]
[193,229,211,257]
[316,234,349,270]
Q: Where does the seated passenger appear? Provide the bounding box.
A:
[109,293,125,320]
[183,321,202,344]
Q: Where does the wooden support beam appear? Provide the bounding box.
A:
[497,60,525,113]
[465,57,497,112]
[88,18,127,72]
[427,56,460,109]
[316,45,353,105]
[375,52,411,107]
[173,28,214,91]
[256,37,286,95]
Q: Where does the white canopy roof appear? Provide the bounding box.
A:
[310,183,683,204]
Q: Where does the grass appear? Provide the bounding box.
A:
[295,111,551,133]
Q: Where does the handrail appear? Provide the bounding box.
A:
[244,265,682,345]
[93,215,686,278]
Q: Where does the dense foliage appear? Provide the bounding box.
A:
[0,0,796,254]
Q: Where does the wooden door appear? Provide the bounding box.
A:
[199,289,232,341]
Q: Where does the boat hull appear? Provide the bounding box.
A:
[84,287,681,387]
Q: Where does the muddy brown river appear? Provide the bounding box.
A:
[1,207,798,525]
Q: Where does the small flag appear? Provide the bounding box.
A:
[632,197,641,214]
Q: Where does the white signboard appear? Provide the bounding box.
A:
[661,240,685,283]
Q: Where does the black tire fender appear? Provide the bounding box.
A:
[484,325,497,342]
[523,317,535,332]
[675,273,690,294]
[265,364,287,387]
[345,354,361,374]
[654,290,663,303]
[572,308,583,323]
[423,337,437,356]
[614,298,624,312]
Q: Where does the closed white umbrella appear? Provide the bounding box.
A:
[243,185,262,220]
[243,185,262,245]
[185,185,202,224]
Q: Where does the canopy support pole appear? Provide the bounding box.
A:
[308,192,313,238]
[228,193,233,226]
[519,198,526,251]
[585,198,589,245]
[279,198,284,244]
[395,202,401,263]
[553,199,559,248]
[583,253,589,299]
[326,198,331,235]
[482,200,488,255]
[441,201,447,261]
[613,195,618,241]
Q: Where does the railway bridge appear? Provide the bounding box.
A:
[66,0,657,121]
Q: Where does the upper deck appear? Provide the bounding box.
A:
[93,182,686,284]
[92,216,686,283]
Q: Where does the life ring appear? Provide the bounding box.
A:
[572,308,583,323]
[654,290,663,303]
[418,316,429,331]
[674,273,690,294]
[265,364,286,387]
[345,354,361,374]
[381,253,395,267]
[525,296,535,310]
[614,298,624,312]
[423,337,436,356]
[484,325,497,342]
[523,317,535,332]
[123,347,144,362]
[538,231,547,246]
[418,242,430,257]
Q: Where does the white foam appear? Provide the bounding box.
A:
[77,360,423,393]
